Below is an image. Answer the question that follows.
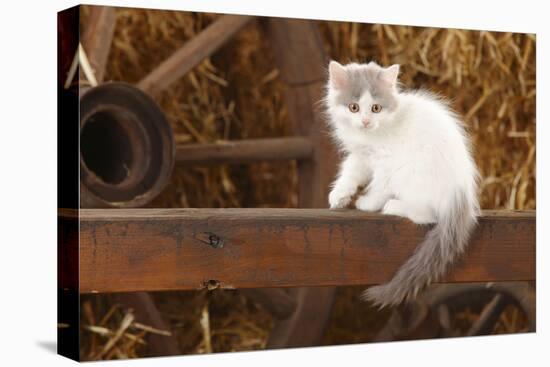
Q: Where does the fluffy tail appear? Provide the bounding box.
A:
[362,190,479,308]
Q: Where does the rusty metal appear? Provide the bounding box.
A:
[79,82,175,207]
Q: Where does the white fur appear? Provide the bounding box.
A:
[328,90,477,222]
[325,61,480,307]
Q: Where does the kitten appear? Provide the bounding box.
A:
[325,61,480,308]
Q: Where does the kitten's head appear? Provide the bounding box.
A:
[325,61,400,132]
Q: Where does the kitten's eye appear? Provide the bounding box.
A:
[371,104,382,113]
[348,103,360,113]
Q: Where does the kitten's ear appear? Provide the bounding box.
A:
[329,61,347,90]
[380,64,400,87]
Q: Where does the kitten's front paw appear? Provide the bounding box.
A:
[382,199,406,217]
[355,195,382,212]
[329,189,352,209]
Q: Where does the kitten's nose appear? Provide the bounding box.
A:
[362,119,370,127]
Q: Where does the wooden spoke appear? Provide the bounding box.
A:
[265,18,336,206]
[373,282,536,341]
[241,289,298,320]
[114,292,181,356]
[81,6,117,84]
[262,18,340,349]
[466,294,506,336]
[266,287,335,348]
[137,15,253,95]
[176,137,313,165]
[58,209,536,293]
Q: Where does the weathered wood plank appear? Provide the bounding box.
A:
[176,137,313,165]
[137,15,253,95]
[58,209,536,293]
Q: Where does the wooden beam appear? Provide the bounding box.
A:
[176,137,313,165]
[80,5,116,84]
[137,15,253,95]
[58,209,536,293]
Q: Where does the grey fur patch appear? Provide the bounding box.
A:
[335,62,398,111]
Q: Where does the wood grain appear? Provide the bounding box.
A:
[58,209,536,293]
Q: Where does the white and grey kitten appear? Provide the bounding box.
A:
[325,60,480,308]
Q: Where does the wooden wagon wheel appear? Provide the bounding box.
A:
[77,6,338,355]
[373,282,536,341]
